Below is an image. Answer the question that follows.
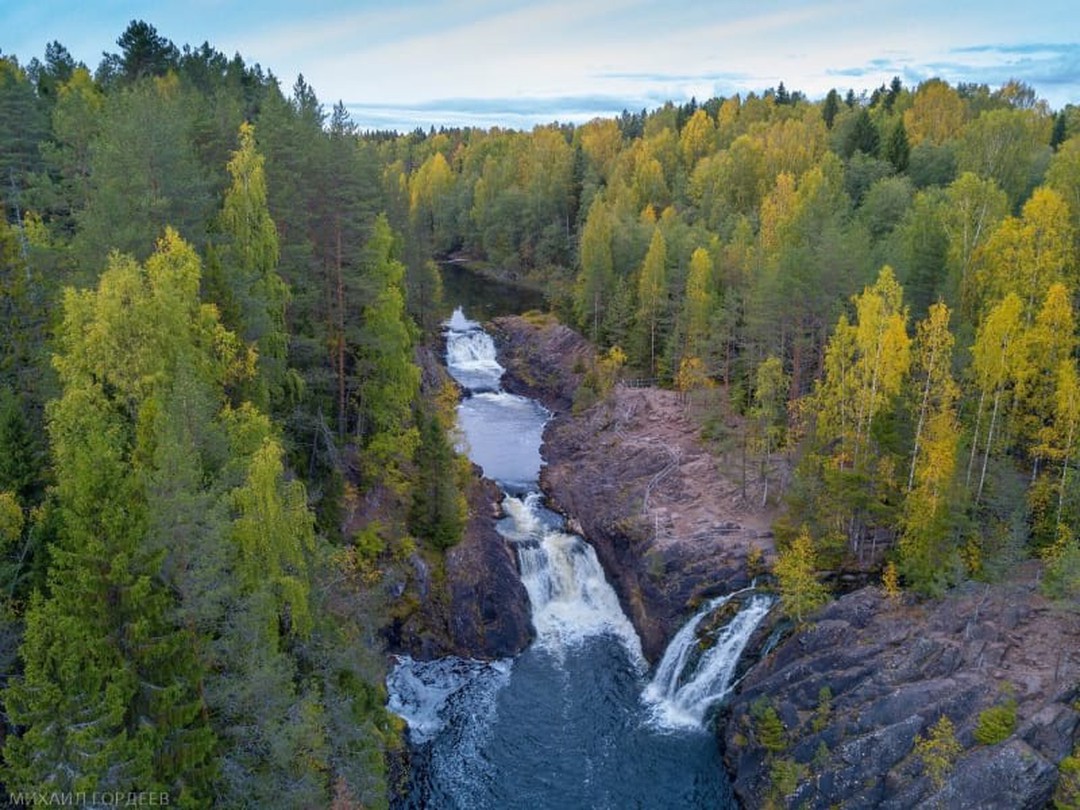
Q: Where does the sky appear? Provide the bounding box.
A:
[3,1,1079,132]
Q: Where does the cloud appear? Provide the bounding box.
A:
[6,0,1079,127]
[952,42,1078,56]
[345,92,667,132]
[598,70,754,84]
[917,42,1080,101]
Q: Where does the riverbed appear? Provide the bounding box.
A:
[385,306,773,808]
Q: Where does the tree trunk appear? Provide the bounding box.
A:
[966,388,986,490]
[1057,422,1075,526]
[908,344,937,492]
[977,386,1003,505]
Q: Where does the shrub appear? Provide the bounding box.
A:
[769,757,805,798]
[1054,747,1080,809]
[914,715,962,788]
[751,698,787,753]
[974,699,1017,745]
[812,685,833,732]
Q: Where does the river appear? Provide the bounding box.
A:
[386,305,771,809]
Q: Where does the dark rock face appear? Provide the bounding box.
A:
[385,346,534,661]
[387,471,534,661]
[538,419,755,662]
[489,314,590,412]
[481,315,1080,804]
[442,475,535,658]
[723,581,1080,809]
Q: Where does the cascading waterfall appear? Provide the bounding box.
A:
[444,332,505,392]
[644,592,774,730]
[499,493,644,663]
[386,305,766,809]
[443,308,643,660]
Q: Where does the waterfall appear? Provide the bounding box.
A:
[499,494,645,664]
[644,593,774,730]
[445,306,504,392]
[386,307,742,807]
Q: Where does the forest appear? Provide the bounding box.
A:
[1,18,1079,806]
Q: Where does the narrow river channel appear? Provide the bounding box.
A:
[387,306,768,809]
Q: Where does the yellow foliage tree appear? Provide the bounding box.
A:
[903,79,967,146]
[774,527,829,623]
[636,227,668,376]
[973,187,1076,321]
[679,108,716,169]
[900,300,962,589]
[1018,284,1076,458]
[683,247,716,362]
[968,293,1025,504]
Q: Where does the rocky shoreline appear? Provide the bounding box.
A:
[724,576,1080,808]
[491,313,776,662]
[489,314,1080,808]
[398,314,1079,808]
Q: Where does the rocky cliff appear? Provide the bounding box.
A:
[383,345,534,661]
[489,314,1080,807]
[723,573,1080,808]
[492,314,774,662]
[387,471,534,660]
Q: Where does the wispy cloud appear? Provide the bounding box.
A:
[952,42,1077,55]
[346,92,671,131]
[4,0,1079,130]
[598,70,754,84]
[910,41,1080,94]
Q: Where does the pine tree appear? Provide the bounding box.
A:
[883,118,910,172]
[410,410,467,550]
[3,232,223,801]
[355,214,421,490]
[213,121,289,411]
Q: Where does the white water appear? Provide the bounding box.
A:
[444,307,505,392]
[386,657,512,745]
[387,307,767,807]
[644,593,774,730]
[499,493,645,664]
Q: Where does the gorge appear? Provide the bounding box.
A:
[391,303,1080,809]
[386,308,772,808]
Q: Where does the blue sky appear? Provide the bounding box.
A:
[3,1,1079,131]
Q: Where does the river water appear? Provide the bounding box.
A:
[387,307,770,809]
